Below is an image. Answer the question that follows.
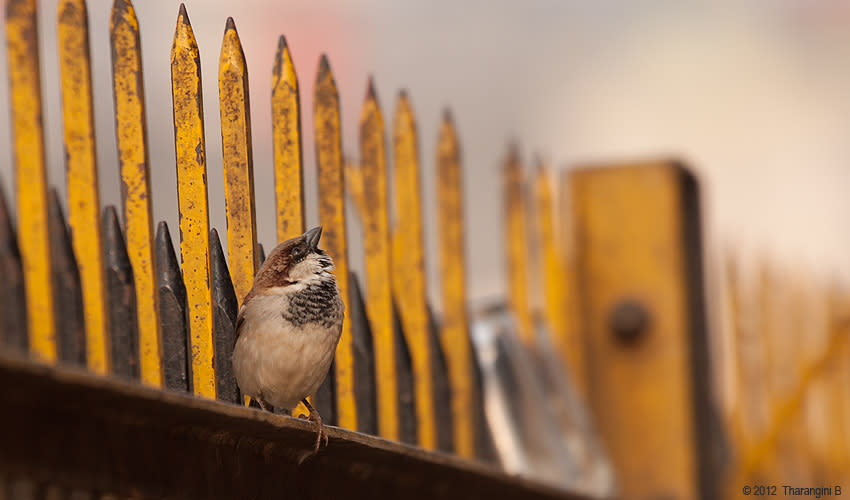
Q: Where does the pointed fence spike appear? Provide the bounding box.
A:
[156,221,190,392]
[313,54,357,430]
[111,0,162,387]
[0,178,28,352]
[48,188,86,366]
[392,299,417,446]
[349,272,377,435]
[103,205,139,380]
[210,228,240,404]
[427,304,454,453]
[171,2,215,398]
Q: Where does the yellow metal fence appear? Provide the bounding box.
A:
[0,1,848,499]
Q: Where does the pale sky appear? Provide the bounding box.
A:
[2,0,849,313]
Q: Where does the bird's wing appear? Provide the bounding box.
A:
[234,303,247,347]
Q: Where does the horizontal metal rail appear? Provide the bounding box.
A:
[0,354,587,500]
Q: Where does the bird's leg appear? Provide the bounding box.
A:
[301,398,328,453]
[254,397,271,412]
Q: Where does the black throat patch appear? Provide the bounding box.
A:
[281,276,343,329]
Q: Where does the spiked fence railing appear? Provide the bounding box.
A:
[2,1,849,499]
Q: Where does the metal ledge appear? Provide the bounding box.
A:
[0,354,587,500]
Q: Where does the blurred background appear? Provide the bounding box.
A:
[2,0,850,495]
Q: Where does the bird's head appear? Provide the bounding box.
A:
[252,226,335,291]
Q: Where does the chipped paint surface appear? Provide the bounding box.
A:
[6,0,56,362]
[436,113,476,458]
[218,18,258,305]
[271,36,304,244]
[391,94,436,449]
[58,0,111,375]
[313,56,357,430]
[171,5,215,399]
[357,81,399,441]
[110,0,162,386]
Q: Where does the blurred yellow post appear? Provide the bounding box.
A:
[271,35,305,243]
[358,79,399,441]
[218,17,258,304]
[435,111,477,458]
[391,92,436,450]
[571,162,712,500]
[58,0,111,375]
[171,4,215,399]
[314,55,357,430]
[5,0,56,362]
[110,0,162,386]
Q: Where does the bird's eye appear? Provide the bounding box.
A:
[291,245,306,261]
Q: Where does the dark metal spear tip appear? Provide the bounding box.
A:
[366,75,377,101]
[304,226,322,251]
[103,206,131,271]
[155,221,183,293]
[209,229,237,315]
[317,54,331,79]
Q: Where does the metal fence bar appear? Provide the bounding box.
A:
[5,0,56,363]
[271,35,305,243]
[110,0,162,388]
[219,18,258,304]
[57,0,111,377]
[503,146,534,346]
[313,54,357,430]
[103,206,140,380]
[48,188,85,366]
[156,221,190,392]
[435,111,477,459]
[357,79,400,441]
[391,92,438,450]
[210,228,240,404]
[0,179,27,352]
[170,4,215,399]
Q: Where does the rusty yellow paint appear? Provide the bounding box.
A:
[571,163,701,500]
[58,0,111,375]
[557,170,586,398]
[171,4,215,399]
[271,35,304,243]
[504,147,533,346]
[313,55,356,430]
[110,0,162,386]
[435,111,476,458]
[345,159,365,215]
[5,0,56,362]
[358,79,399,441]
[269,33,309,418]
[391,92,436,450]
[218,18,257,305]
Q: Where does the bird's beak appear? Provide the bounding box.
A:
[304,226,322,251]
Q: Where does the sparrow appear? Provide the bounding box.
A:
[232,226,344,453]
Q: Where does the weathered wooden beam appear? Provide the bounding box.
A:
[0,354,586,500]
